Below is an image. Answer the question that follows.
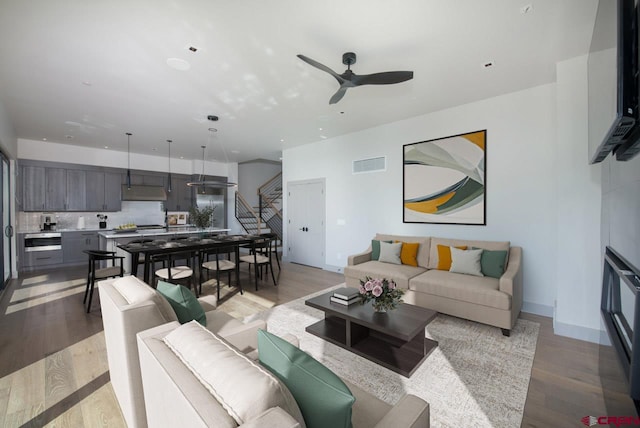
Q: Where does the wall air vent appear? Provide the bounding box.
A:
[352,156,386,174]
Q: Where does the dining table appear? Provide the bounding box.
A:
[117,234,261,291]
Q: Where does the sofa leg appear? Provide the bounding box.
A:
[501,328,510,337]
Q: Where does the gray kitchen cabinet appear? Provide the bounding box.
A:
[62,231,99,264]
[165,176,193,211]
[22,165,46,211]
[104,172,122,211]
[45,168,67,211]
[66,169,87,211]
[86,171,122,212]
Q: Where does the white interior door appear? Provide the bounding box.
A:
[287,179,325,268]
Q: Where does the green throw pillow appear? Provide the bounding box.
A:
[156,281,206,326]
[371,239,392,260]
[473,247,508,279]
[257,329,355,428]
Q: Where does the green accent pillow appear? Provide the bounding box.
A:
[156,281,206,326]
[371,239,392,260]
[258,329,355,428]
[473,247,508,279]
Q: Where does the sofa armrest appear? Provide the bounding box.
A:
[217,319,267,353]
[500,246,523,322]
[197,295,218,311]
[499,246,522,296]
[239,407,301,428]
[374,394,429,428]
[348,249,372,266]
[246,332,299,361]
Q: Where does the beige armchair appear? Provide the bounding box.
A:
[98,275,266,428]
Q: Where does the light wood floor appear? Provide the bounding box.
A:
[0,262,636,427]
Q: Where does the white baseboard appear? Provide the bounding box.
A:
[521,301,554,317]
[553,321,611,345]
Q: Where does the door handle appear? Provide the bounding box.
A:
[299,227,309,232]
[4,225,13,238]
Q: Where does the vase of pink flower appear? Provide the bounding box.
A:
[359,277,404,313]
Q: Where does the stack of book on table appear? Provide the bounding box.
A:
[330,287,361,306]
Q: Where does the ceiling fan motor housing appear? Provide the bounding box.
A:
[342,52,356,66]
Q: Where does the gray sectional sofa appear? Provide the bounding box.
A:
[344,234,523,335]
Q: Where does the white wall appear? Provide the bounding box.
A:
[554,55,604,342]
[238,160,282,208]
[0,99,17,159]
[284,83,559,312]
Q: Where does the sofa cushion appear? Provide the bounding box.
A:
[379,241,402,264]
[258,329,355,428]
[163,321,306,427]
[375,234,431,267]
[436,245,468,270]
[157,281,206,326]
[112,275,177,323]
[344,261,426,290]
[449,248,483,277]
[473,247,508,279]
[429,237,510,269]
[409,269,510,310]
[371,239,391,260]
[398,242,420,267]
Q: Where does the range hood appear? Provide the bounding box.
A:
[121,185,167,201]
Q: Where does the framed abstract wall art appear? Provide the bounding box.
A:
[403,130,486,225]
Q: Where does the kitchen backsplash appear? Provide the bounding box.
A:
[18,201,166,231]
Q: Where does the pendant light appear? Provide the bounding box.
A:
[126,132,132,189]
[166,139,172,193]
[186,126,237,188]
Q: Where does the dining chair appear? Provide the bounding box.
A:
[83,249,125,313]
[238,237,277,290]
[259,232,281,270]
[200,244,241,300]
[151,249,196,294]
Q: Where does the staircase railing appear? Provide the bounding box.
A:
[235,192,263,234]
[258,172,283,239]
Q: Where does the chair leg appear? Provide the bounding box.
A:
[86,276,95,313]
[83,260,92,303]
[269,262,277,286]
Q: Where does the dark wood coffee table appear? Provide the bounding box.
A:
[305,291,438,377]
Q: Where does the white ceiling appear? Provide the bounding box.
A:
[0,0,597,163]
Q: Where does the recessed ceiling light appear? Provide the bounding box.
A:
[319,127,323,131]
[166,58,191,71]
[320,135,327,140]
[280,139,285,142]
[152,148,157,151]
[42,138,47,141]
[82,81,92,86]
[279,157,283,160]
[65,135,74,139]
[104,146,109,149]
[520,4,533,14]
[231,150,239,154]
[180,156,184,159]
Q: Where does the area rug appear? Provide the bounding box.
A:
[245,286,540,428]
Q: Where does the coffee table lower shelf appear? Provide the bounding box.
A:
[305,315,437,377]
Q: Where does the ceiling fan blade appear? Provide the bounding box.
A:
[329,87,348,104]
[352,71,414,86]
[297,54,344,84]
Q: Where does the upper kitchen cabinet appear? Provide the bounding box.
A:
[66,169,87,211]
[21,165,46,211]
[165,176,193,211]
[86,171,121,212]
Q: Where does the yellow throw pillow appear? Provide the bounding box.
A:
[397,242,420,267]
[436,244,468,270]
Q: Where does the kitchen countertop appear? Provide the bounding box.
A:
[98,227,231,239]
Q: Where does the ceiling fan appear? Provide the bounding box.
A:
[297,52,414,104]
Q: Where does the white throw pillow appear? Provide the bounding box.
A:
[449,248,484,276]
[378,241,402,264]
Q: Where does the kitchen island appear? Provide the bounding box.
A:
[99,227,231,274]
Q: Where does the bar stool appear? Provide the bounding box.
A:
[200,244,241,300]
[83,250,125,313]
